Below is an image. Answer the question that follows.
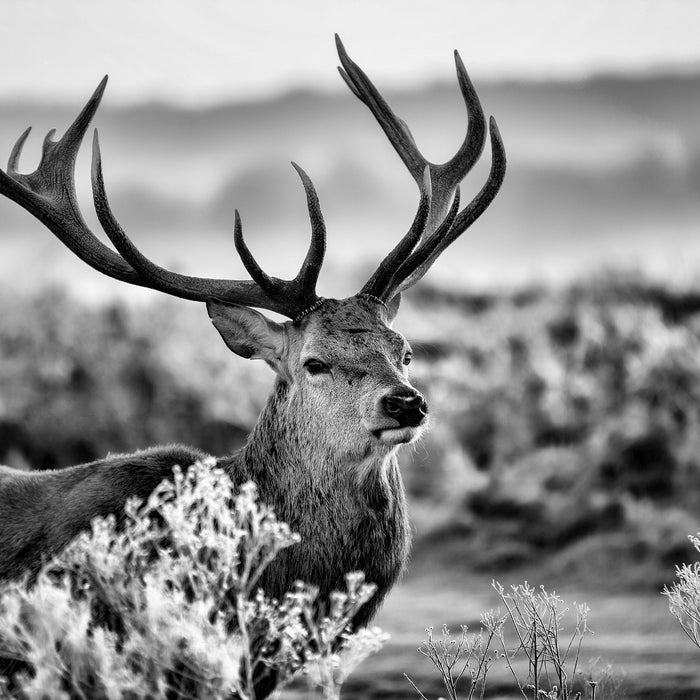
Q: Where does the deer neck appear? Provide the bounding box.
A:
[235,380,403,511]
[223,379,410,618]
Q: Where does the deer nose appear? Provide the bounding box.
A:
[382,389,428,428]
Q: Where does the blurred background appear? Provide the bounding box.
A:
[2,2,700,697]
[3,0,700,296]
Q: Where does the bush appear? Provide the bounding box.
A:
[664,532,700,650]
[0,460,386,699]
[406,582,607,700]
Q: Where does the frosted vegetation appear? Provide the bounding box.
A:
[0,459,697,698]
[664,533,700,652]
[0,462,386,699]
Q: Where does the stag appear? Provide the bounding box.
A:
[0,35,505,693]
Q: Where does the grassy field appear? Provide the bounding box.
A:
[2,274,700,697]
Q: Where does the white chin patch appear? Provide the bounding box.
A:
[375,426,420,445]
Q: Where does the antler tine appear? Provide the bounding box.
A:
[433,51,487,192]
[232,209,278,296]
[0,77,143,284]
[7,127,31,175]
[360,166,432,298]
[388,184,463,296]
[336,35,426,185]
[393,118,506,294]
[291,162,326,295]
[232,164,325,305]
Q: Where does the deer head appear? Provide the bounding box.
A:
[0,36,505,465]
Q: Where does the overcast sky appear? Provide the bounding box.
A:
[1,1,699,105]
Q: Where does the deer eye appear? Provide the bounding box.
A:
[304,358,330,375]
[402,351,413,366]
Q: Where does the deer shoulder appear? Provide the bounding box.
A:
[0,445,208,580]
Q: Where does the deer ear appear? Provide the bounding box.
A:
[206,300,286,371]
[386,294,401,324]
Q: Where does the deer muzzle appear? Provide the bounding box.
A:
[382,389,428,428]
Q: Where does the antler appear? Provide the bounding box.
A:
[0,79,325,318]
[0,39,503,317]
[336,35,506,301]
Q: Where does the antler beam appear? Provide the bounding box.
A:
[0,79,326,318]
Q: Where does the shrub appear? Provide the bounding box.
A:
[0,460,385,699]
[493,582,592,700]
[663,532,700,650]
[407,583,603,700]
[405,620,503,700]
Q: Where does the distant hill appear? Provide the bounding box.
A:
[2,71,700,296]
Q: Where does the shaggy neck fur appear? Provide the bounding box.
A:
[219,379,410,626]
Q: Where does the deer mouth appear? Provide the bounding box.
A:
[372,426,422,445]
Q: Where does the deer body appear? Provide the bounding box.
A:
[0,35,505,695]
